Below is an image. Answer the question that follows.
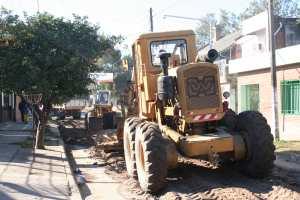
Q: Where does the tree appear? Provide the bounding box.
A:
[240,0,300,20]
[195,13,217,48]
[95,44,123,73]
[114,55,133,95]
[114,71,131,95]
[195,10,240,49]
[218,10,240,37]
[0,9,122,148]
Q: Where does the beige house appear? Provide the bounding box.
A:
[228,12,300,140]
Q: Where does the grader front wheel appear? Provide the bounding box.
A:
[135,122,168,193]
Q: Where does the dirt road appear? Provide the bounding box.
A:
[61,120,300,200]
[101,153,300,200]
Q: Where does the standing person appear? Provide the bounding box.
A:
[19,98,28,123]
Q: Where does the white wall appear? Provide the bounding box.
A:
[256,28,268,52]
[236,29,267,59]
[236,35,259,57]
[229,44,300,74]
[237,11,269,59]
[242,11,268,35]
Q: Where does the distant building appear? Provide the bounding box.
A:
[227,12,300,140]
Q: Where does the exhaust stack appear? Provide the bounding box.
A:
[198,49,219,63]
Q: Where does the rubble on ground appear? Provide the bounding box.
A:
[89,128,126,173]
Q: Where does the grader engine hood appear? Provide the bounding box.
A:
[174,63,224,123]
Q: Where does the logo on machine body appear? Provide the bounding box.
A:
[186,76,216,97]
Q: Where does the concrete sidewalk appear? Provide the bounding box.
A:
[69,146,124,200]
[0,122,81,200]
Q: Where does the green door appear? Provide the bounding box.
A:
[240,84,259,111]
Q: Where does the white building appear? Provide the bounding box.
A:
[227,12,300,140]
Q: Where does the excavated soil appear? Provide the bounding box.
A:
[62,119,300,200]
[89,145,300,200]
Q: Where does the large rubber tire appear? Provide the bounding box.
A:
[220,109,238,131]
[123,117,142,179]
[236,111,275,178]
[135,122,167,193]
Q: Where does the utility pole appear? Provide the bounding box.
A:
[268,0,280,140]
[149,8,153,32]
[36,0,40,13]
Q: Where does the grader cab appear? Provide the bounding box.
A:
[123,30,275,193]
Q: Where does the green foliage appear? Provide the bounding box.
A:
[113,54,133,96]
[95,40,123,73]
[0,9,121,107]
[114,71,131,94]
[195,11,240,48]
[96,83,113,91]
[240,0,300,20]
[195,13,217,48]
[218,10,240,37]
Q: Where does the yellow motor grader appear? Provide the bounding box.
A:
[123,30,275,193]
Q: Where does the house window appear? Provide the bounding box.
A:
[281,80,300,115]
[240,84,259,111]
[286,33,295,46]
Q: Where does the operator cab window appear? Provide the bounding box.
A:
[150,39,188,67]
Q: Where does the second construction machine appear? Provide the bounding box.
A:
[123,30,275,193]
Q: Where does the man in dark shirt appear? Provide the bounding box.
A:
[19,98,28,123]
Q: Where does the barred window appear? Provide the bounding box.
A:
[281,80,300,115]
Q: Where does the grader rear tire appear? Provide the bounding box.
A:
[123,117,142,179]
[236,111,275,178]
[135,122,167,193]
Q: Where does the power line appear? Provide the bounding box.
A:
[152,0,181,18]
[163,14,201,21]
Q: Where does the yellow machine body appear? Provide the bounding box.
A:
[131,30,245,159]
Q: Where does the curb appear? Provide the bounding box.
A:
[48,123,82,200]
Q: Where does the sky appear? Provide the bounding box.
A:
[0,0,252,53]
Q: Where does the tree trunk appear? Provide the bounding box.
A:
[35,110,48,149]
